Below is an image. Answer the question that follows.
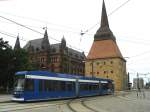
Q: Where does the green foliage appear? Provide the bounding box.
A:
[0,38,13,90]
[0,38,32,91]
[13,49,33,71]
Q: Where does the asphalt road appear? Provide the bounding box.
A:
[0,90,150,112]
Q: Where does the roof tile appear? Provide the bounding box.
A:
[87,40,123,59]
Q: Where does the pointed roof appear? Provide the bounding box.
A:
[42,29,50,50]
[94,0,116,42]
[61,36,66,42]
[14,35,21,50]
[87,40,123,60]
[61,36,66,46]
[101,0,109,28]
[44,28,48,39]
[87,0,124,61]
[24,29,50,52]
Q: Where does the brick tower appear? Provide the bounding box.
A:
[85,0,127,91]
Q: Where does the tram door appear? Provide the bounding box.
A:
[24,78,35,99]
[75,79,79,97]
[34,80,39,97]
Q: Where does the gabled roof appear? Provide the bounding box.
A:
[24,38,85,60]
[24,38,43,51]
[50,43,85,60]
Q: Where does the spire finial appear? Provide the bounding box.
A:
[94,0,116,42]
[43,27,48,38]
[14,34,21,50]
[61,35,66,48]
[42,27,50,50]
[101,0,109,28]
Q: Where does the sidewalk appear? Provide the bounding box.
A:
[114,90,130,96]
[0,94,12,103]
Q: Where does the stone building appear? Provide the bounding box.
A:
[16,29,86,75]
[85,0,128,91]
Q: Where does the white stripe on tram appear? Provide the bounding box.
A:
[100,81,108,83]
[25,75,76,82]
[78,79,99,83]
[12,97,24,101]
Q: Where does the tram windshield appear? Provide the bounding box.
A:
[14,76,25,91]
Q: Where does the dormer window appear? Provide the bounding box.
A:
[36,48,39,51]
[41,46,44,50]
[75,54,78,58]
[52,48,56,53]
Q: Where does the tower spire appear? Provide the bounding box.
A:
[14,34,21,50]
[42,28,50,51]
[94,0,116,42]
[101,0,109,28]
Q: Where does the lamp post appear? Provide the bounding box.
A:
[91,60,94,77]
[137,73,140,91]
[106,71,109,78]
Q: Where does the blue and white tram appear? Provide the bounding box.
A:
[12,71,114,102]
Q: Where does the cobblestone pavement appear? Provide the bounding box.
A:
[0,90,150,112]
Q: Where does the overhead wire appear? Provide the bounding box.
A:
[0,10,80,31]
[2,17,150,47]
[81,0,132,35]
[0,0,132,37]
[0,15,89,52]
[0,15,43,35]
[1,17,150,46]
[0,0,145,55]
[0,30,27,41]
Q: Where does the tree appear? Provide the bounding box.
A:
[13,49,33,71]
[0,38,13,91]
[0,38,32,92]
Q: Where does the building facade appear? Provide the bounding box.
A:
[21,30,85,75]
[133,78,144,89]
[85,0,128,91]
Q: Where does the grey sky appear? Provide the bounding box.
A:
[0,0,150,83]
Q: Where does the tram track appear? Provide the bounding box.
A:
[0,95,112,112]
[0,100,70,112]
[67,97,101,112]
[81,100,100,112]
[0,101,12,104]
[116,95,138,103]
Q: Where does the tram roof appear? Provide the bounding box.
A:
[15,71,113,82]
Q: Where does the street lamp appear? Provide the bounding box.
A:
[91,60,94,77]
[137,73,140,91]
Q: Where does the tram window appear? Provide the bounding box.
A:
[80,83,99,91]
[42,80,75,92]
[60,81,66,91]
[14,78,25,91]
[39,80,44,91]
[66,82,72,91]
[89,84,92,91]
[80,83,89,91]
[89,84,98,91]
[101,83,108,90]
[53,80,59,91]
[25,79,34,91]
[108,83,113,89]
[44,80,53,91]
[93,84,99,90]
